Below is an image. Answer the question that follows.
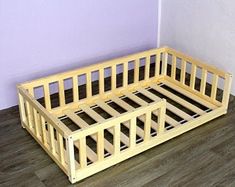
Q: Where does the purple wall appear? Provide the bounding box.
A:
[0,0,158,109]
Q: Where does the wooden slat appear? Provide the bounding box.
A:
[155,53,160,77]
[33,108,40,137]
[58,80,65,107]
[79,104,104,122]
[124,89,178,127]
[86,73,92,98]
[166,47,227,77]
[165,115,179,127]
[90,101,130,147]
[145,56,150,81]
[73,75,79,103]
[80,103,129,146]
[171,55,177,79]
[138,115,158,132]
[95,100,120,116]
[64,110,114,154]
[67,136,76,179]
[134,59,140,83]
[40,116,47,145]
[200,69,207,94]
[129,118,136,148]
[161,52,168,76]
[190,64,197,89]
[136,88,161,102]
[111,96,133,111]
[137,88,192,120]
[96,100,140,146]
[158,104,166,134]
[118,91,157,138]
[74,139,97,163]
[79,137,87,169]
[43,83,51,110]
[144,111,151,141]
[114,124,120,154]
[123,62,128,87]
[97,130,104,161]
[163,79,218,109]
[180,60,186,84]
[21,48,165,89]
[26,101,33,128]
[152,84,205,114]
[99,69,104,95]
[111,65,116,91]
[18,87,72,136]
[18,93,27,126]
[222,74,233,109]
[211,74,219,100]
[48,123,56,154]
[122,90,146,106]
[57,132,65,165]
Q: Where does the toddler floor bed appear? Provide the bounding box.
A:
[17,47,232,183]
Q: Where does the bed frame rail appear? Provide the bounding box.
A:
[17,86,71,175]
[67,99,166,183]
[20,48,166,112]
[162,47,232,111]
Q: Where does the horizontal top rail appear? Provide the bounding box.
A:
[18,86,72,136]
[20,48,166,89]
[71,99,166,141]
[164,47,230,78]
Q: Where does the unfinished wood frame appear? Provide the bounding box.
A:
[17,46,232,183]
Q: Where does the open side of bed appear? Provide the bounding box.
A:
[17,47,232,183]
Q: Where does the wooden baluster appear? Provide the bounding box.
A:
[18,93,27,127]
[211,74,219,100]
[33,108,40,138]
[190,64,197,89]
[73,75,79,103]
[171,55,177,79]
[86,72,92,98]
[40,116,47,145]
[57,132,65,165]
[157,100,166,135]
[144,111,151,141]
[180,60,186,84]
[155,53,160,77]
[99,69,104,95]
[79,137,87,169]
[134,59,140,83]
[129,118,136,148]
[43,83,51,110]
[97,130,104,161]
[25,101,33,129]
[48,123,56,154]
[114,124,120,155]
[161,52,168,76]
[123,63,128,87]
[58,80,65,107]
[222,74,233,110]
[67,136,76,182]
[145,56,150,81]
[200,69,207,95]
[111,65,116,91]
[26,88,34,129]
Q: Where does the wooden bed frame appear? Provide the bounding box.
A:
[17,46,232,183]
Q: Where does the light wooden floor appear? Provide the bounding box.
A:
[1,67,235,186]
